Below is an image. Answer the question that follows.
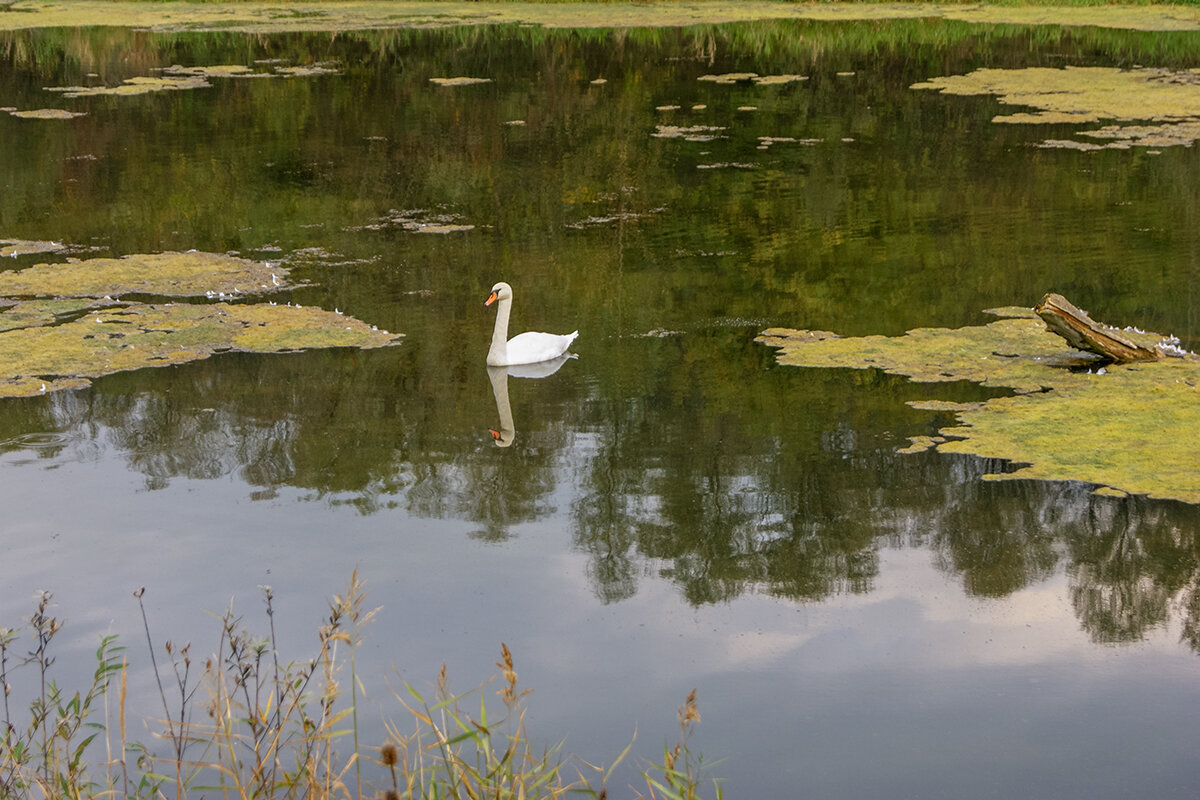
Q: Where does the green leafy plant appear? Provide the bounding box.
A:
[1,575,722,800]
[0,591,125,799]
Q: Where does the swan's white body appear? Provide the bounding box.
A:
[485,281,578,366]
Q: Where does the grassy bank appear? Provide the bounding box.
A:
[1,573,721,799]
[1,0,1199,34]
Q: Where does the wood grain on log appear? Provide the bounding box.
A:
[1034,292,1160,362]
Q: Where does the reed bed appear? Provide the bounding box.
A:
[0,571,722,800]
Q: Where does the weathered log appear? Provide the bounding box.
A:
[1034,292,1161,362]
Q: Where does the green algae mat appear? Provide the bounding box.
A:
[758,310,1200,505]
[0,248,400,397]
[2,1,1199,34]
[913,67,1200,150]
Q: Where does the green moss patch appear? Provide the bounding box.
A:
[0,251,295,299]
[912,66,1200,149]
[8,108,86,119]
[429,77,492,87]
[45,74,212,98]
[0,301,398,397]
[698,72,807,86]
[0,238,74,257]
[0,298,107,333]
[758,315,1200,504]
[0,248,400,397]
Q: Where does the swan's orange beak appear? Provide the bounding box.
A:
[485,291,498,307]
[489,428,501,440]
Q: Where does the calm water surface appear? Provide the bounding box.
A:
[2,19,1200,798]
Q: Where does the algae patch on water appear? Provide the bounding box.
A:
[429,76,492,87]
[912,66,1200,149]
[45,74,212,98]
[0,249,400,397]
[0,302,397,397]
[42,61,340,99]
[0,251,294,298]
[0,238,76,257]
[8,108,87,119]
[758,312,1200,504]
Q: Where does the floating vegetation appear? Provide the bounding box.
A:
[45,74,211,98]
[42,61,340,98]
[755,74,809,85]
[759,310,1200,504]
[698,72,758,84]
[565,209,663,229]
[912,66,1200,149]
[697,162,756,170]
[161,64,256,78]
[415,223,475,234]
[1,238,73,257]
[0,247,400,397]
[272,62,340,77]
[7,108,86,119]
[756,135,822,149]
[0,298,107,333]
[698,72,807,86]
[429,76,492,87]
[348,208,476,234]
[651,124,726,141]
[0,302,397,397]
[0,251,295,298]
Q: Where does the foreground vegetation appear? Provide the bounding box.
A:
[0,573,721,799]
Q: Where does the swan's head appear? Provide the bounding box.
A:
[485,281,512,307]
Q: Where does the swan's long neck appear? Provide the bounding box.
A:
[488,294,512,365]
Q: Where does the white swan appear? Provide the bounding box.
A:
[485,281,578,366]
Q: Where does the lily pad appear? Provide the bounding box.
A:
[758,316,1200,504]
[0,301,399,397]
[0,251,295,298]
[912,66,1200,149]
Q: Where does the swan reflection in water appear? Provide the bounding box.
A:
[486,355,574,447]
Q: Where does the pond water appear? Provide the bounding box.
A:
[2,17,1200,799]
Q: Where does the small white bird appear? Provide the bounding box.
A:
[485,281,577,366]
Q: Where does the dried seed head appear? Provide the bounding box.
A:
[380,742,399,766]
